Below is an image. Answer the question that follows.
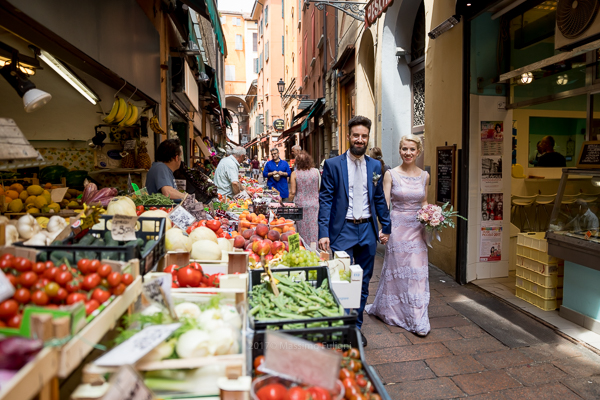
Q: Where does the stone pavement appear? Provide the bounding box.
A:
[363,254,600,399]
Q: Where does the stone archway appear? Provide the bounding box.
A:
[357,29,376,148]
[225,96,250,146]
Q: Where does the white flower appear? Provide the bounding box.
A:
[430,218,440,227]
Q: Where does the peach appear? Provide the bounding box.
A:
[242,229,255,239]
[252,240,261,254]
[255,223,269,238]
[248,253,260,264]
[284,241,289,252]
[249,234,262,243]
[255,240,271,256]
[271,240,285,255]
[233,236,246,249]
[267,229,280,242]
[280,232,293,242]
[245,241,254,251]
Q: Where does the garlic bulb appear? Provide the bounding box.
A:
[2,224,19,245]
[17,215,40,240]
[47,216,68,233]
[24,232,49,246]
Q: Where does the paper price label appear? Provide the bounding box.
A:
[175,179,186,191]
[123,140,136,151]
[233,190,250,200]
[111,215,138,241]
[101,365,153,400]
[288,233,300,253]
[168,205,196,231]
[142,275,175,317]
[0,270,16,302]
[94,323,181,367]
[50,187,69,203]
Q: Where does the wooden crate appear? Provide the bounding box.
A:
[0,348,58,400]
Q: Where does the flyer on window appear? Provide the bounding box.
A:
[480,226,502,262]
[481,156,503,192]
[481,121,504,156]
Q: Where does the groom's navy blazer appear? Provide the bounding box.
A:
[318,152,391,246]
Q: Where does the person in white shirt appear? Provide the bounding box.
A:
[213,147,246,197]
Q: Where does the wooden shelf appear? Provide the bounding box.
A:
[88,168,148,187]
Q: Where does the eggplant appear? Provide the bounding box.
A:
[0,337,43,370]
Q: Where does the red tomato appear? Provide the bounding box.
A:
[305,387,331,400]
[58,264,69,272]
[0,259,12,270]
[205,220,221,232]
[43,266,59,281]
[66,292,87,305]
[13,288,31,304]
[255,383,288,400]
[121,273,134,286]
[85,299,100,316]
[65,279,82,293]
[0,320,5,327]
[355,376,367,388]
[208,273,222,288]
[340,368,355,380]
[54,287,68,302]
[177,267,202,288]
[253,355,265,370]
[285,387,309,400]
[107,272,122,287]
[32,262,47,275]
[91,288,111,304]
[7,314,22,328]
[82,273,101,290]
[98,264,112,278]
[88,260,101,273]
[44,261,55,270]
[19,271,38,288]
[187,263,203,274]
[136,205,145,214]
[6,274,17,287]
[77,259,91,274]
[13,257,32,272]
[55,271,73,286]
[0,299,19,320]
[31,290,49,306]
[111,283,126,296]
[0,254,15,263]
[45,282,60,297]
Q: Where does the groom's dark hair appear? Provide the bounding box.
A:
[348,115,371,132]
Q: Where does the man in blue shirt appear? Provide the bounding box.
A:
[146,138,186,199]
[263,148,292,200]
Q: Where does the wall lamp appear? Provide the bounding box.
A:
[38,49,100,105]
[396,47,409,63]
[428,15,461,39]
[277,78,309,100]
[520,72,533,84]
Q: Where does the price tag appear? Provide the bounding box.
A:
[50,187,69,203]
[181,193,195,209]
[94,323,181,367]
[142,275,175,319]
[100,365,154,400]
[175,179,186,191]
[168,205,196,231]
[111,215,138,241]
[233,190,250,200]
[123,140,136,151]
[262,331,341,391]
[0,269,16,302]
[288,233,300,253]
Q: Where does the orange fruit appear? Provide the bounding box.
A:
[258,214,265,220]
[239,214,247,220]
[9,183,23,193]
[274,228,283,234]
[5,190,19,200]
[0,187,4,196]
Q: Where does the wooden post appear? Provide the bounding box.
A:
[159,6,169,138]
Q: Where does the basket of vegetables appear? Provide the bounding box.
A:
[132,193,175,213]
[248,266,357,330]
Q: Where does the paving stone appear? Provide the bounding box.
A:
[428,304,460,318]
[385,324,408,334]
[553,356,600,377]
[429,296,450,307]
[506,363,568,386]
[516,342,586,363]
[443,336,507,355]
[402,327,463,344]
[430,289,444,297]
[451,370,522,395]
[365,332,411,349]
[454,324,488,339]
[473,349,534,370]
[561,376,600,400]
[384,377,466,399]
[367,295,375,304]
[361,314,390,336]
[374,361,435,384]
[430,315,473,329]
[425,355,485,377]
[453,393,508,400]
[364,343,451,365]
[502,383,583,400]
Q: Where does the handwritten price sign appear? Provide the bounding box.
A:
[111,215,138,241]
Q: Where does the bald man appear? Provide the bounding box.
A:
[292,145,301,170]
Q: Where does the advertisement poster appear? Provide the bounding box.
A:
[481,193,504,223]
[481,156,503,192]
[480,226,502,262]
[481,121,504,156]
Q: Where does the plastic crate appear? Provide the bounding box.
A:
[251,325,390,400]
[248,266,357,330]
[271,207,304,221]
[516,276,563,300]
[516,256,563,276]
[516,245,559,264]
[16,215,165,275]
[516,287,562,311]
[517,232,548,252]
[516,265,563,288]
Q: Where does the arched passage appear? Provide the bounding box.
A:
[225,96,249,146]
[357,29,376,147]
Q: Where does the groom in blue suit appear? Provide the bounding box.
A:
[318,115,391,344]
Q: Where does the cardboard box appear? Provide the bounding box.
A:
[334,251,351,270]
[95,143,123,169]
[331,264,363,309]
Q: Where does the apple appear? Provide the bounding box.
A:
[248,253,260,264]
[264,254,274,262]
[267,229,280,241]
[284,241,289,251]
[245,241,254,251]
[271,240,285,255]
[255,223,269,238]
[233,236,246,249]
[242,229,255,239]
[256,240,271,256]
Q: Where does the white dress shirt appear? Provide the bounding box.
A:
[345,151,371,219]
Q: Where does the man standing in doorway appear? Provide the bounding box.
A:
[318,115,391,346]
[264,148,292,200]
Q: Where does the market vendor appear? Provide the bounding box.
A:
[264,148,292,200]
[146,138,186,200]
[214,146,247,197]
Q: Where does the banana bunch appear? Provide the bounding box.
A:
[150,114,166,135]
[103,97,140,126]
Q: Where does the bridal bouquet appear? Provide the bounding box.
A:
[417,203,466,246]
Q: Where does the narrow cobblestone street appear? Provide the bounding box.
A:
[364,252,600,399]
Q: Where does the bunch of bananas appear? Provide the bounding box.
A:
[103,97,139,126]
[149,114,166,135]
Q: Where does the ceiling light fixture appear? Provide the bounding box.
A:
[556,74,569,85]
[520,72,533,84]
[0,58,51,112]
[38,49,100,105]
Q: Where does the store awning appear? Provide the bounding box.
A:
[332,45,355,70]
[279,123,302,141]
[244,138,259,148]
[261,137,268,142]
[227,136,239,146]
[292,100,316,124]
[301,98,325,132]
[182,0,225,55]
[274,135,293,146]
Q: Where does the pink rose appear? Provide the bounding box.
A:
[422,214,431,221]
[430,219,440,227]
[432,212,442,220]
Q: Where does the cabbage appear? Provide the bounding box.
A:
[189,227,218,244]
[191,240,222,260]
[176,329,212,358]
[165,228,191,251]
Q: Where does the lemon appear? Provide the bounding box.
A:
[42,190,52,204]
[47,203,60,213]
[27,207,41,214]
[19,190,29,201]
[34,196,48,209]
[8,199,24,212]
[36,216,50,228]
[26,184,43,196]
[25,195,37,205]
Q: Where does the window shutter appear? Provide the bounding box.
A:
[282,0,284,18]
[225,65,235,81]
[254,58,258,73]
[298,0,301,21]
[266,42,269,60]
[253,33,258,52]
[265,6,269,25]
[235,35,243,50]
[282,35,285,55]
[311,12,315,57]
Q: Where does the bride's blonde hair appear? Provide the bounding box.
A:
[399,134,423,153]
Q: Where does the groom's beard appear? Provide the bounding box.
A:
[349,142,367,156]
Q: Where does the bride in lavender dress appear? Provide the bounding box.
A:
[367,134,430,336]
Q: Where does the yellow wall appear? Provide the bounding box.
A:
[223,12,248,96]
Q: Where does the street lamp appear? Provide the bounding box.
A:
[237,103,244,113]
[277,78,309,100]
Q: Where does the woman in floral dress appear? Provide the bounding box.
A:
[289,151,320,246]
[366,135,431,336]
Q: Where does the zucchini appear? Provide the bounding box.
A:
[104,231,118,247]
[142,240,156,254]
[50,250,75,265]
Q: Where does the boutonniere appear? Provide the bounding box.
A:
[372,172,382,186]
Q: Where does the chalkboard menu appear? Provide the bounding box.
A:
[577,141,600,168]
[436,145,456,205]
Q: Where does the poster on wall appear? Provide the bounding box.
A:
[480,226,502,262]
[481,193,504,223]
[481,121,504,156]
[481,156,503,192]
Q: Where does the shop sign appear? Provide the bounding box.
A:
[273,119,285,132]
[365,0,394,27]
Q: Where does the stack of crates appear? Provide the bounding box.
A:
[515,232,564,311]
